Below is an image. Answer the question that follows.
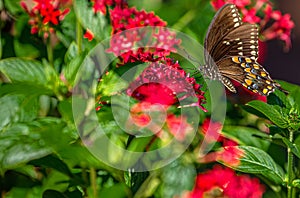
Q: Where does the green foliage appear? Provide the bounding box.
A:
[1,0,300,197]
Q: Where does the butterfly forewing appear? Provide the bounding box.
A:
[202,3,281,96]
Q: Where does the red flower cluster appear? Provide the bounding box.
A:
[126,60,206,111]
[127,102,193,141]
[199,118,244,166]
[185,165,265,198]
[107,7,180,64]
[91,0,127,15]
[210,0,294,50]
[21,0,70,39]
[125,60,206,141]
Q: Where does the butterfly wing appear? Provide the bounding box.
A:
[203,4,280,95]
[217,57,277,95]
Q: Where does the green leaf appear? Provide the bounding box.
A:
[0,58,48,84]
[160,160,196,198]
[98,183,130,198]
[245,100,289,128]
[63,52,85,86]
[4,0,23,15]
[30,155,73,177]
[74,0,110,40]
[222,126,270,151]
[0,94,38,130]
[277,80,300,105]
[281,138,300,159]
[0,118,70,174]
[43,190,67,198]
[0,83,53,96]
[224,146,284,184]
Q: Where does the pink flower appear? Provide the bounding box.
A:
[185,165,265,198]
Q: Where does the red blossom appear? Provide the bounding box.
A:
[20,0,70,38]
[166,114,193,141]
[126,60,206,111]
[107,7,179,64]
[91,0,127,14]
[199,118,243,166]
[84,29,95,41]
[241,8,260,23]
[185,165,265,198]
[201,118,223,143]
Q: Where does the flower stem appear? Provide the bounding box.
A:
[172,9,197,31]
[90,167,98,198]
[76,19,82,54]
[46,37,54,67]
[287,129,295,198]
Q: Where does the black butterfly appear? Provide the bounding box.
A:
[201,4,284,96]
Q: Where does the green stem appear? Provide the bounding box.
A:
[46,37,54,67]
[90,168,98,198]
[287,129,295,198]
[171,9,197,31]
[76,19,82,54]
[0,26,2,60]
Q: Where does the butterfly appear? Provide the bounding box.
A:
[200,3,285,96]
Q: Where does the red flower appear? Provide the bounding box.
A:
[211,0,250,10]
[201,118,223,143]
[199,118,243,166]
[186,165,265,198]
[20,0,70,38]
[84,29,95,41]
[166,114,193,141]
[261,9,294,50]
[91,0,127,14]
[107,7,180,64]
[241,8,260,23]
[126,60,206,111]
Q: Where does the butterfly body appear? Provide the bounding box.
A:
[201,4,283,96]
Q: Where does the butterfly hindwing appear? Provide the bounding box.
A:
[218,57,276,95]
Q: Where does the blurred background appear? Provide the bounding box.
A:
[265,0,300,85]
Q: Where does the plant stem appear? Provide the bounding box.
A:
[46,37,54,67]
[76,19,82,54]
[171,9,197,31]
[287,129,295,198]
[90,167,98,198]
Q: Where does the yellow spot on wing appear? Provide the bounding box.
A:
[253,64,260,69]
[245,68,251,73]
[232,57,240,63]
[261,71,267,77]
[245,58,252,63]
[245,79,252,85]
[263,88,269,95]
[248,73,256,79]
